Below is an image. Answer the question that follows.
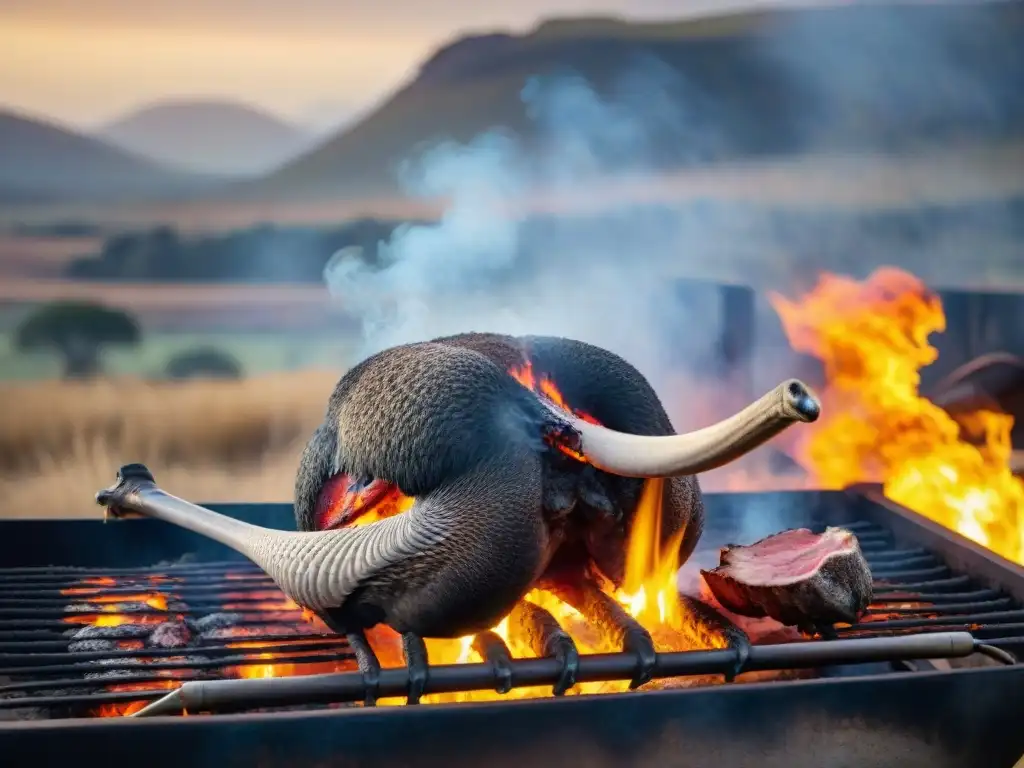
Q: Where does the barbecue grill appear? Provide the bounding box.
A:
[0,488,1021,768]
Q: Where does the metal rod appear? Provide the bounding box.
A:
[0,591,290,605]
[0,689,181,711]
[0,674,212,697]
[864,598,1015,615]
[872,566,951,581]
[836,623,1024,640]
[0,617,299,632]
[872,576,971,592]
[869,558,942,572]
[862,548,929,560]
[131,632,979,717]
[0,631,334,653]
[826,520,879,532]
[871,589,1001,603]
[0,561,263,577]
[839,610,1024,632]
[978,637,1024,652]
[0,608,305,620]
[0,640,349,667]
[0,575,274,591]
[0,650,355,678]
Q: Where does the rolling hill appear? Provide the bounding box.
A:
[250,0,1024,201]
[0,109,218,203]
[99,100,314,177]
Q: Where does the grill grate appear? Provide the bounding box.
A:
[0,561,354,717]
[0,512,1019,718]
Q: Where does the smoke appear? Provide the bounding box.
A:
[761,3,1024,152]
[323,3,1024,430]
[323,58,728,410]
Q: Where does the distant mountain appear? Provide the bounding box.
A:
[249,0,1024,201]
[99,100,314,177]
[0,109,216,203]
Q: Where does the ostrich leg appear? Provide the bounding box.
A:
[328,621,430,706]
[345,629,382,706]
[471,630,514,694]
[401,632,430,705]
[546,578,657,689]
[674,594,751,682]
[509,601,580,696]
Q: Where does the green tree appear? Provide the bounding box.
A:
[15,301,141,379]
[164,347,243,380]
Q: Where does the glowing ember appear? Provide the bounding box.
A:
[80,363,820,716]
[226,652,354,679]
[368,372,736,705]
[95,681,181,717]
[769,267,1024,565]
[62,591,177,627]
[315,476,416,530]
[509,361,601,461]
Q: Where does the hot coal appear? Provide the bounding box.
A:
[64,624,152,641]
[189,612,244,634]
[148,621,193,649]
[83,657,146,680]
[68,639,119,654]
[700,527,873,632]
[64,601,155,613]
[83,655,210,681]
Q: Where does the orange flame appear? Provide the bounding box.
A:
[364,372,729,705]
[769,267,1023,564]
[509,360,601,462]
[62,592,175,626]
[85,365,785,715]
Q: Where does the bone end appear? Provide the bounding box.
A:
[96,463,157,520]
[781,380,821,423]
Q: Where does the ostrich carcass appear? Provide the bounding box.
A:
[97,333,820,702]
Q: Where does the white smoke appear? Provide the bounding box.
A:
[323,61,727,414]
[323,8,1024,428]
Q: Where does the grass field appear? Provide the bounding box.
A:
[0,371,341,518]
[4,142,1024,234]
[0,328,358,380]
[0,367,796,520]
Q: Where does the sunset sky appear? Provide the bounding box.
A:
[1,0,797,130]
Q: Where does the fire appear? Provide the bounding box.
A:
[95,681,180,717]
[79,364,784,716]
[770,267,1024,565]
[366,371,732,705]
[510,361,602,461]
[61,591,175,626]
[226,647,354,679]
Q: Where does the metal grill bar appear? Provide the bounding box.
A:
[0,500,1020,720]
[134,632,982,716]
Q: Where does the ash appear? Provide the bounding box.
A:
[149,621,193,649]
[190,612,244,634]
[64,624,151,641]
[64,601,154,613]
[83,655,210,681]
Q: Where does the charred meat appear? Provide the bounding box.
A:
[700,527,873,634]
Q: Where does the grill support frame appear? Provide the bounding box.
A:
[2,665,1023,768]
[0,489,1022,767]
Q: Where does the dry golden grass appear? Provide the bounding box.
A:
[0,370,341,518]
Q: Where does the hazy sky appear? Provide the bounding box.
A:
[1,0,799,129]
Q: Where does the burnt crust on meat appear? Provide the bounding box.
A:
[700,527,873,633]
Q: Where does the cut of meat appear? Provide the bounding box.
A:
[700,527,873,632]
